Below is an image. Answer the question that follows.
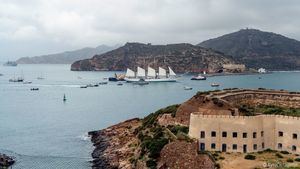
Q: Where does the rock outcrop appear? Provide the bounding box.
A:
[71,42,235,73]
[0,154,15,168]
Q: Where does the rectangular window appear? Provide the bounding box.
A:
[253,144,257,150]
[278,143,282,149]
[232,144,237,150]
[211,131,216,137]
[200,131,205,138]
[261,131,264,137]
[278,131,283,137]
[222,131,227,138]
[211,143,216,149]
[232,132,238,138]
[262,142,265,149]
[293,133,297,139]
[243,132,247,138]
[200,143,205,151]
[292,145,297,151]
[253,132,257,138]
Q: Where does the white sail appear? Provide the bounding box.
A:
[168,67,176,76]
[147,67,156,78]
[125,68,135,78]
[137,67,146,77]
[158,67,166,77]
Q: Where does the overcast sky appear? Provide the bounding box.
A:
[1,0,300,61]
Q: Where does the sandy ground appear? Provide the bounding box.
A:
[217,152,300,169]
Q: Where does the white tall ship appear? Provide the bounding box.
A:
[125,66,177,82]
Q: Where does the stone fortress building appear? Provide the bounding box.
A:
[187,89,300,153]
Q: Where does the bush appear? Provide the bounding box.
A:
[215,163,220,169]
[219,156,225,160]
[276,153,283,158]
[280,151,290,154]
[146,159,157,169]
[168,125,189,135]
[244,154,256,160]
[146,138,169,158]
[295,158,300,162]
[287,158,294,163]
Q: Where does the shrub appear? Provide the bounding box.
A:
[276,153,283,158]
[287,158,294,163]
[147,138,169,158]
[168,125,189,135]
[219,156,225,160]
[295,158,300,162]
[146,159,157,169]
[244,154,256,160]
[215,163,220,169]
[280,151,290,154]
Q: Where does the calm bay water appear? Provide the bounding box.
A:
[0,64,299,168]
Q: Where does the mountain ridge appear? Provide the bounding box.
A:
[16,45,119,64]
[198,28,300,70]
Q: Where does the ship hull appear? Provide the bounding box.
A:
[125,78,176,82]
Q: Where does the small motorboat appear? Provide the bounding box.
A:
[191,75,206,80]
[80,85,88,88]
[23,81,32,84]
[211,83,220,87]
[99,82,108,85]
[184,86,193,90]
[30,88,39,91]
[117,82,123,86]
[9,77,24,82]
[93,84,99,87]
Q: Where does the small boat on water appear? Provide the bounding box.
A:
[30,88,39,91]
[3,61,17,66]
[211,83,220,87]
[117,82,123,86]
[9,77,24,82]
[184,86,193,90]
[80,85,88,88]
[37,73,45,80]
[99,82,108,85]
[23,81,32,84]
[191,74,206,80]
[125,66,177,82]
[108,73,125,81]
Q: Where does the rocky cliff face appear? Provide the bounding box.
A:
[71,42,234,73]
[199,29,300,70]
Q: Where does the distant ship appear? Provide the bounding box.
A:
[124,66,176,82]
[3,61,17,66]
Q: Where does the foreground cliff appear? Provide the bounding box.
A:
[89,89,300,169]
[89,105,215,169]
[71,42,234,73]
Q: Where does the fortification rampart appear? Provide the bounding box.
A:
[189,113,300,153]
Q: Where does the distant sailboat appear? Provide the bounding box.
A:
[37,73,45,80]
[63,94,66,102]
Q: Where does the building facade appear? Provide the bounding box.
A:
[189,114,300,153]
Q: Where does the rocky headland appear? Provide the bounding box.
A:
[71,42,235,73]
[89,88,300,169]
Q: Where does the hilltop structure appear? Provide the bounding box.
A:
[185,89,300,154]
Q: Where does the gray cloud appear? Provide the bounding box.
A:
[1,0,300,60]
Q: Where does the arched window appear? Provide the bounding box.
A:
[292,145,297,151]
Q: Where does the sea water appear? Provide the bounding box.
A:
[0,64,299,168]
